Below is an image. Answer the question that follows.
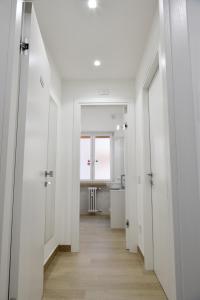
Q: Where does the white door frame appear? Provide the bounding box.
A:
[71,98,137,253]
[141,49,176,298]
[0,0,23,298]
[141,53,159,271]
[44,94,59,263]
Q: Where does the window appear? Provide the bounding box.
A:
[80,134,111,181]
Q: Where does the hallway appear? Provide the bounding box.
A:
[43,216,167,300]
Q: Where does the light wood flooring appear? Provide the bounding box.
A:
[43,215,167,300]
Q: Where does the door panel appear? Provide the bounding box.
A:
[149,70,170,296]
[9,3,50,300]
[80,136,91,181]
[45,98,58,243]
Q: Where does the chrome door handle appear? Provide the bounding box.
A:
[44,181,51,187]
[45,170,54,177]
[147,173,153,177]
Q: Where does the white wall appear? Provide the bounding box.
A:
[135,12,159,254]
[44,52,62,263]
[168,1,200,298]
[60,80,134,244]
[81,105,124,132]
[187,1,200,186]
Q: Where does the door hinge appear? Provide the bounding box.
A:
[20,40,29,53]
[126,219,130,228]
[123,122,128,130]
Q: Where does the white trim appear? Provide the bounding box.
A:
[0,0,23,298]
[44,94,59,263]
[141,54,159,270]
[71,98,137,253]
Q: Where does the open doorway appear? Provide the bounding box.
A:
[79,105,127,251]
[71,100,137,254]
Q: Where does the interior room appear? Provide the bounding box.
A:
[3,0,200,300]
[80,105,126,245]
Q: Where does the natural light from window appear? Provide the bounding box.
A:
[80,135,111,181]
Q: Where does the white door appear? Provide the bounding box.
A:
[124,111,130,249]
[148,70,171,296]
[123,107,135,251]
[45,98,58,243]
[9,3,50,300]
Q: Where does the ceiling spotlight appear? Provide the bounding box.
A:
[116,125,121,131]
[94,60,101,67]
[88,0,98,9]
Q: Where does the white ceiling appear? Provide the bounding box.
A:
[34,0,157,80]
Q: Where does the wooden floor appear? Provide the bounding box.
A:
[43,215,167,300]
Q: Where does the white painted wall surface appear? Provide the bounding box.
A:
[81,105,124,132]
[162,0,200,299]
[187,1,200,190]
[60,80,135,245]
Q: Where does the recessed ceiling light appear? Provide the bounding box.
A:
[88,0,98,9]
[116,125,121,131]
[94,60,101,67]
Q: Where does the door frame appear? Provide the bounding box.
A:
[141,53,159,270]
[9,4,33,297]
[9,2,51,298]
[71,98,137,253]
[44,94,59,262]
[0,0,23,298]
[141,48,176,298]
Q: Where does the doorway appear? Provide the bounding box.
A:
[71,101,137,253]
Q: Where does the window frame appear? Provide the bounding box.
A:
[80,132,113,183]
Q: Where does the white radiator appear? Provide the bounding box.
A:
[88,187,98,213]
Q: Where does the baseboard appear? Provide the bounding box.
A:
[137,246,144,262]
[44,244,71,271]
[58,244,71,252]
[80,213,110,217]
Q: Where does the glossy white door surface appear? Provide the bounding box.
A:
[149,70,171,296]
[9,3,50,300]
[45,98,58,243]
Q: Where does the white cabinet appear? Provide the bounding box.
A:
[110,190,125,229]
